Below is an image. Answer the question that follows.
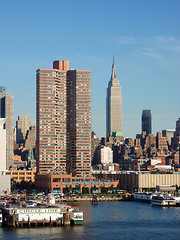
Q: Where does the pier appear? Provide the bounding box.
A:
[2,206,82,228]
[91,195,98,205]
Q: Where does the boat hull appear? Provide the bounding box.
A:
[71,219,83,225]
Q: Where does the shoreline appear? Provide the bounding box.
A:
[57,197,124,202]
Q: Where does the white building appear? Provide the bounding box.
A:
[99,146,113,165]
[151,159,161,166]
[0,172,11,194]
[0,118,6,170]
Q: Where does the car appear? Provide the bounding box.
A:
[25,203,37,208]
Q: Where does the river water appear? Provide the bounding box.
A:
[1,201,180,240]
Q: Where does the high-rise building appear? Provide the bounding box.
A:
[16,115,31,144]
[156,132,168,151]
[36,60,91,177]
[0,118,6,170]
[36,62,68,174]
[162,129,175,146]
[24,125,36,151]
[0,86,14,169]
[66,69,91,177]
[106,56,122,137]
[142,110,152,135]
[171,118,180,149]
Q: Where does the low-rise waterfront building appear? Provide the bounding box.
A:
[35,173,118,194]
[92,170,180,192]
[6,169,36,182]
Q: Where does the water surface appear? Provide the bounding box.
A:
[1,201,180,239]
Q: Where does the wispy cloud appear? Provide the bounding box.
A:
[140,47,165,60]
[111,35,180,59]
[145,36,180,52]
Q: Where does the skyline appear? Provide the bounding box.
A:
[0,0,180,138]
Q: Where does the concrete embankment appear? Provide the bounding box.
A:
[59,197,123,202]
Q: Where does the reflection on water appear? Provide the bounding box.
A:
[1,201,180,239]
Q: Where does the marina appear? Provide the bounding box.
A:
[0,189,180,230]
[0,194,84,228]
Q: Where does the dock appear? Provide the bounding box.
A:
[2,206,82,228]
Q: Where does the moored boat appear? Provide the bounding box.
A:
[133,192,154,203]
[0,210,2,227]
[174,196,180,206]
[151,194,176,207]
[69,207,83,225]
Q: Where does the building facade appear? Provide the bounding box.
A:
[93,171,180,192]
[98,146,113,165]
[24,125,36,151]
[106,56,122,136]
[0,86,14,169]
[171,118,180,149]
[0,118,6,170]
[156,132,168,151]
[66,69,91,177]
[162,129,175,146]
[36,60,91,178]
[35,173,118,194]
[16,115,31,144]
[36,62,68,174]
[0,172,11,194]
[142,110,151,135]
[7,169,36,182]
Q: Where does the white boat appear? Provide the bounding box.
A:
[69,207,83,225]
[0,210,2,227]
[151,194,176,206]
[133,192,154,202]
[50,204,83,225]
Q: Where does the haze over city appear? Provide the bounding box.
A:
[0,0,180,138]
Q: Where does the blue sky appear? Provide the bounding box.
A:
[0,0,180,138]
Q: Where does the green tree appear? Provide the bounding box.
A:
[82,187,89,194]
[100,186,108,194]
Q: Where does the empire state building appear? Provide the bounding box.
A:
[106,56,122,136]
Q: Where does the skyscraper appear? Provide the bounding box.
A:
[106,56,122,136]
[0,118,6,170]
[0,87,14,169]
[142,110,152,135]
[16,115,31,144]
[36,60,91,177]
[66,69,91,177]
